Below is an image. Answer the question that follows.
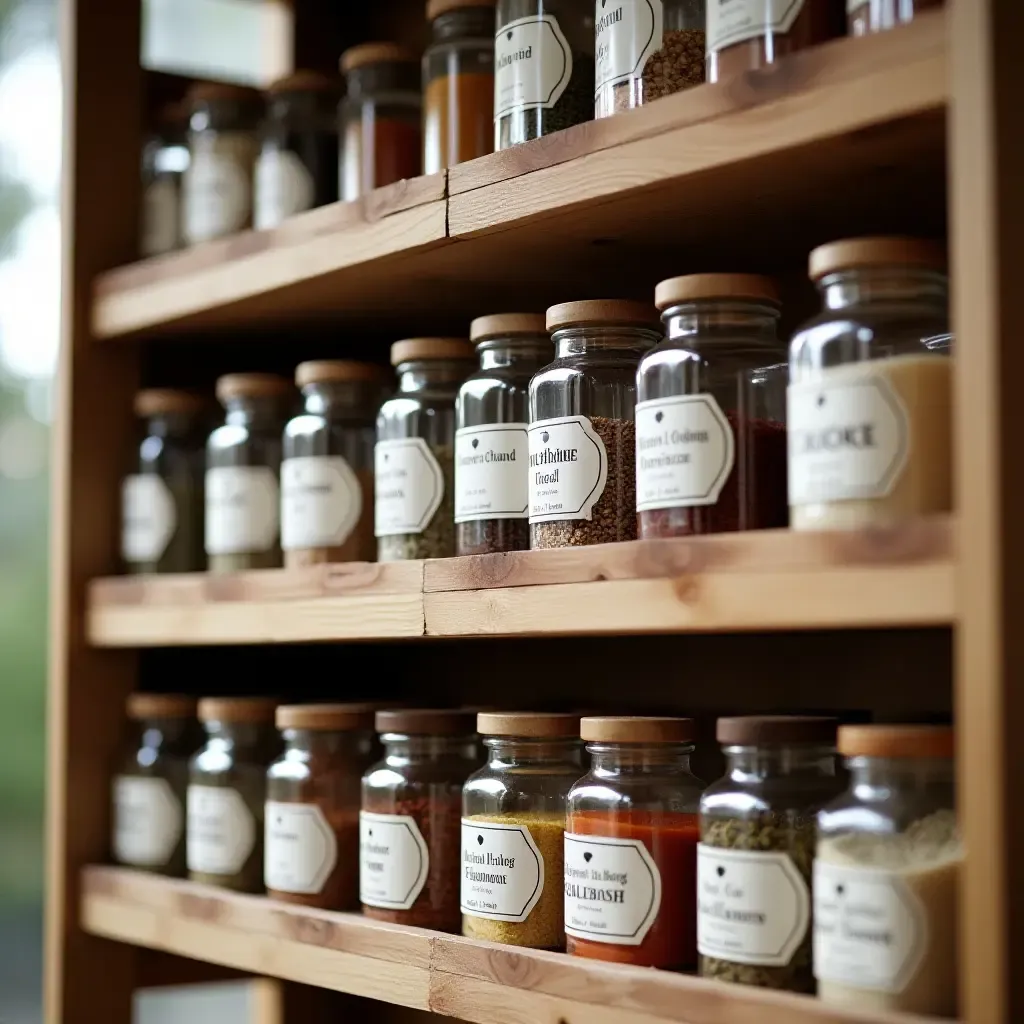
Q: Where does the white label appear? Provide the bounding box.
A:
[460,819,545,922]
[528,416,608,523]
[635,395,735,511]
[141,178,180,256]
[187,785,256,876]
[183,148,251,244]
[205,465,280,555]
[495,15,573,119]
[112,775,183,867]
[374,438,445,536]
[814,860,927,994]
[121,474,177,564]
[281,456,362,550]
[254,148,315,230]
[707,0,807,52]
[359,811,430,910]
[595,0,665,92]
[564,832,662,945]
[697,844,810,966]
[264,801,338,895]
[787,377,909,505]
[455,424,530,523]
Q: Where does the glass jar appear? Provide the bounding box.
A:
[815,725,959,1016]
[340,43,422,201]
[375,338,476,561]
[848,0,942,35]
[455,314,549,555]
[141,102,189,257]
[698,716,841,992]
[122,389,207,574]
[462,712,582,949]
[636,274,788,538]
[255,70,342,230]
[424,0,495,173]
[265,704,377,910]
[112,693,200,876]
[595,0,706,119]
[183,82,263,245]
[788,237,951,531]
[188,697,279,892]
[360,709,478,932]
[495,0,595,150]
[529,300,661,549]
[206,373,293,573]
[566,717,704,969]
[282,361,388,567]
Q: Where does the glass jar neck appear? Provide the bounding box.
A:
[431,7,495,41]
[301,380,378,419]
[723,744,836,779]
[267,89,337,123]
[662,300,781,347]
[346,62,420,100]
[223,395,285,428]
[588,741,694,773]
[381,732,477,763]
[819,268,948,311]
[552,325,661,359]
[139,716,192,749]
[396,359,471,391]
[846,755,955,798]
[476,337,551,372]
[283,727,373,756]
[144,411,201,440]
[485,735,582,768]
[204,720,268,750]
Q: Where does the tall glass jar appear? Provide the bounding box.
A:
[462,712,582,949]
[265,704,377,910]
[788,237,951,531]
[529,300,661,549]
[188,697,279,892]
[282,361,387,567]
[815,725,960,1016]
[848,0,942,35]
[698,716,841,992]
[112,693,199,876]
[122,389,207,574]
[340,44,422,201]
[206,373,293,573]
[141,102,189,257]
[360,709,478,932]
[375,338,476,561]
[455,314,549,555]
[636,274,788,538]
[424,0,495,173]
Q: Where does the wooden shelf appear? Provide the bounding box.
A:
[81,866,943,1024]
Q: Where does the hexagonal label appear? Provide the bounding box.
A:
[281,456,362,550]
[264,801,339,896]
[187,785,256,876]
[359,811,429,910]
[113,775,183,868]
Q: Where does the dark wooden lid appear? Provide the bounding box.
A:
[198,697,278,724]
[276,703,377,731]
[375,708,477,735]
[716,715,838,746]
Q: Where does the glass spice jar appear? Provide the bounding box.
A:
[636,274,788,538]
[788,237,951,531]
[424,0,496,173]
[376,338,476,561]
[529,300,661,549]
[361,709,478,932]
[848,0,942,35]
[255,71,342,230]
[815,725,960,1017]
[112,693,200,876]
[141,102,189,257]
[698,715,841,993]
[188,697,279,892]
[265,704,377,910]
[340,43,422,201]
[122,389,207,574]
[566,717,704,969]
[462,712,582,949]
[455,314,550,555]
[282,361,387,567]
[206,373,293,573]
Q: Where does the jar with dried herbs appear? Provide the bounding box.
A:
[141,102,189,257]
[848,0,942,35]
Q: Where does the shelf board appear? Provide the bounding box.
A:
[81,866,943,1024]
[87,519,953,647]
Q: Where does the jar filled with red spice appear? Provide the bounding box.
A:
[360,709,478,932]
[637,274,788,538]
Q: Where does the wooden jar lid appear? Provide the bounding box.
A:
[546,300,660,332]
[215,373,292,403]
[581,716,696,744]
[809,237,945,280]
[295,361,387,387]
[375,708,478,735]
[266,70,340,95]
[126,693,197,720]
[197,697,278,724]
[477,712,580,738]
[655,274,780,309]
[716,715,838,746]
[427,0,496,18]
[470,313,548,343]
[340,43,418,73]
[276,703,377,731]
[133,389,206,418]
[390,338,474,365]
[838,724,954,759]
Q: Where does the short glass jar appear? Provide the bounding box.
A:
[462,712,582,949]
[265,704,377,910]
[340,43,422,201]
[141,102,189,257]
[282,361,387,567]
[595,0,706,119]
[360,709,478,932]
[529,300,661,549]
[375,338,476,561]
[636,274,788,538]
[206,373,293,572]
[566,717,704,969]
[788,237,951,531]
[255,70,342,230]
[187,697,279,892]
[183,82,263,245]
[698,716,841,992]
[455,314,550,555]
[112,693,200,876]
[122,389,207,574]
[848,0,942,35]
[424,0,495,173]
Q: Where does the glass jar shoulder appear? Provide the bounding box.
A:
[207,421,283,466]
[700,771,840,820]
[463,759,581,811]
[457,370,532,426]
[567,770,704,814]
[267,746,314,786]
[284,412,374,459]
[377,393,458,442]
[529,358,640,420]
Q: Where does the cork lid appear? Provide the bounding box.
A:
[581,716,697,744]
[839,725,954,759]
[809,237,946,281]
[546,300,660,332]
[717,715,838,746]
[340,43,418,73]
[276,703,377,731]
[126,693,197,720]
[375,708,477,735]
[477,712,581,739]
[295,360,388,388]
[390,338,475,366]
[198,697,278,724]
[427,0,496,18]
[655,274,780,310]
[470,313,548,343]
[266,70,341,95]
[134,389,206,419]
[215,373,292,403]
[186,81,262,106]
